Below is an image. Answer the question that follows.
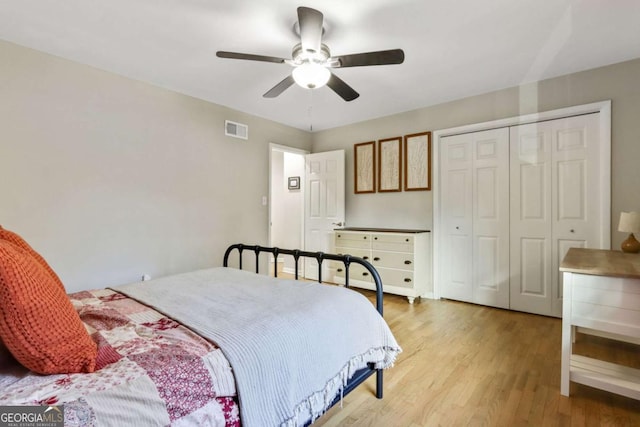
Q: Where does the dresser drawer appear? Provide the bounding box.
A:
[372,233,413,252]
[335,233,371,249]
[334,247,371,262]
[378,268,415,289]
[371,251,414,270]
[335,264,373,283]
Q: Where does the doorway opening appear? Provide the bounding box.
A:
[269,143,308,276]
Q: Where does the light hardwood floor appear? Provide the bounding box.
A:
[314,290,640,427]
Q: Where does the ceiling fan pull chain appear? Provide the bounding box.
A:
[308,90,314,132]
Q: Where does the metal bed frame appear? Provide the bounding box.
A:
[222,243,385,407]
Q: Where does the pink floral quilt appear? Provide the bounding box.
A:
[0,289,240,426]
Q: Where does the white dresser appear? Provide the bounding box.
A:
[333,228,431,304]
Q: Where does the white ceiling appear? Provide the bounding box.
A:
[1,0,639,131]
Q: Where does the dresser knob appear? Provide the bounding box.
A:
[570,229,575,233]
[363,236,367,239]
[337,268,343,273]
[404,260,412,265]
[363,272,369,277]
[404,278,412,283]
[406,238,409,242]
[374,237,378,240]
[363,256,369,260]
[373,257,380,261]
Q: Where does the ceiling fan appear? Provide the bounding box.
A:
[216,6,405,102]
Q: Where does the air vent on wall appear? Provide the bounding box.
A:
[225,120,248,140]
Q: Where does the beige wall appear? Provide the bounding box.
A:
[312,57,640,249]
[2,37,639,292]
[0,40,311,292]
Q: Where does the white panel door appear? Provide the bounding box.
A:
[439,129,509,308]
[510,122,553,315]
[550,113,601,316]
[510,113,600,316]
[472,128,510,309]
[439,134,473,303]
[304,150,345,281]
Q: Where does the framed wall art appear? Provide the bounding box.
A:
[378,137,402,192]
[354,141,376,194]
[287,176,300,190]
[404,131,432,191]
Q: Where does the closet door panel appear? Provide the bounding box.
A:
[551,113,600,316]
[510,123,553,316]
[440,135,473,302]
[446,234,472,301]
[472,129,510,308]
[520,163,546,221]
[520,238,547,295]
[476,236,498,289]
[517,237,552,316]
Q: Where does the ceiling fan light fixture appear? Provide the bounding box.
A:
[292,62,331,89]
[217,7,403,101]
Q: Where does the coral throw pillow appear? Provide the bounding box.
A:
[0,240,96,374]
[0,225,65,292]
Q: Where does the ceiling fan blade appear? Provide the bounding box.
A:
[327,73,359,102]
[216,51,287,64]
[297,7,323,54]
[331,49,405,68]
[263,75,295,98]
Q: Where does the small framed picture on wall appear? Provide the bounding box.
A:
[378,137,402,192]
[404,131,432,191]
[288,176,300,190]
[354,141,376,193]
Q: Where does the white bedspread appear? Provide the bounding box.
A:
[114,267,400,427]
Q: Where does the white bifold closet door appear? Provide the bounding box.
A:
[440,128,510,308]
[510,114,601,317]
[439,113,602,316]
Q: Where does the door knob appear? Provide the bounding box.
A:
[332,222,343,227]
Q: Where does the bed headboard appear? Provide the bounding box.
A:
[223,244,383,316]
